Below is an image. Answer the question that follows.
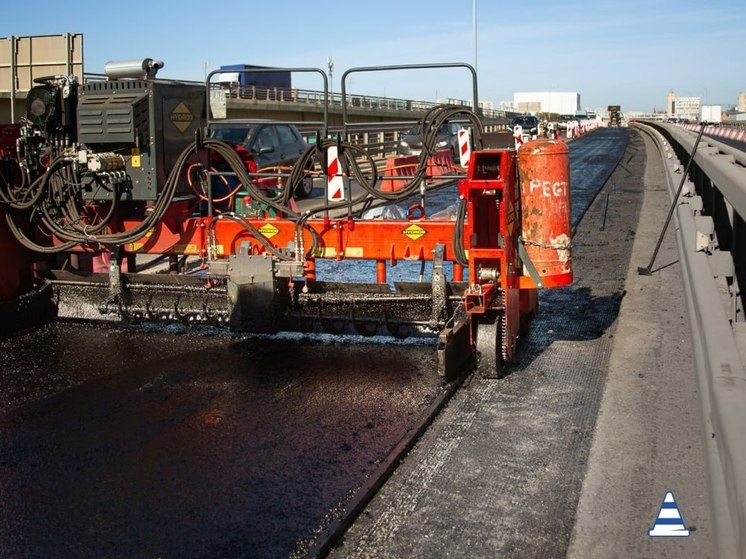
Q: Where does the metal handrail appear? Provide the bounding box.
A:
[339,63,479,133]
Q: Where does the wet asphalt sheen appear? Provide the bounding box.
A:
[0,129,629,558]
[0,329,446,558]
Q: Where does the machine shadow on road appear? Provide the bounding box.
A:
[504,285,626,377]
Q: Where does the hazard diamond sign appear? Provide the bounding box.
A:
[170,102,194,133]
[402,225,427,240]
[258,224,280,239]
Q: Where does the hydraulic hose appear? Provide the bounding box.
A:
[452,197,469,267]
[1,105,484,257]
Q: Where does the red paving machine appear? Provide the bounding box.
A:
[0,62,572,378]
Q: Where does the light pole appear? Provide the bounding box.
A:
[473,0,477,73]
[327,55,334,96]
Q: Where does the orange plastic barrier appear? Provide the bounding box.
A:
[427,149,455,175]
[380,154,418,192]
[380,150,456,192]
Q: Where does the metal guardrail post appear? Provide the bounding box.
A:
[638,124,706,275]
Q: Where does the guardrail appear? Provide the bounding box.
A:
[296,120,510,159]
[723,121,746,130]
[678,122,746,143]
[216,82,508,120]
[636,121,746,557]
[83,71,508,120]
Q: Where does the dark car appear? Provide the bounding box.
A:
[396,121,461,161]
[509,115,539,139]
[209,120,314,197]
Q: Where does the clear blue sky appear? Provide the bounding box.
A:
[3,0,744,113]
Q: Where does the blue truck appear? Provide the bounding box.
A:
[218,64,291,88]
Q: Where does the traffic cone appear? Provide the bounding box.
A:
[648,491,690,537]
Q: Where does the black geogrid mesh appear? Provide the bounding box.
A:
[333,129,647,559]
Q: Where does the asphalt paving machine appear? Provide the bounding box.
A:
[0,61,572,378]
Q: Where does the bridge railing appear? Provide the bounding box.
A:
[637,121,746,557]
[83,72,511,122]
[295,118,510,160]
[216,82,507,119]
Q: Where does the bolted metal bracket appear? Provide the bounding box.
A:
[105,247,123,311]
[517,240,544,289]
[430,243,449,329]
[694,215,717,252]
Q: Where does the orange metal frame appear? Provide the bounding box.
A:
[458,150,523,361]
[44,148,535,359]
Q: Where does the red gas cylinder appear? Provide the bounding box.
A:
[517,140,572,288]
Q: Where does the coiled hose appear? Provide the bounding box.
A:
[1,105,482,259]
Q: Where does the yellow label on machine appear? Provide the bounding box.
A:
[402,224,427,240]
[315,247,337,258]
[344,247,364,258]
[173,244,199,254]
[131,148,141,168]
[258,224,280,239]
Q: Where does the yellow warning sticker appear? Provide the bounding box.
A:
[258,224,280,239]
[344,247,364,258]
[170,102,194,133]
[172,244,199,254]
[315,247,337,258]
[402,224,427,240]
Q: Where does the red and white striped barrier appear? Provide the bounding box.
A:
[565,119,601,140]
[326,145,345,201]
[675,122,746,144]
[458,128,471,167]
[514,124,524,150]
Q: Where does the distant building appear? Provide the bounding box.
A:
[667,90,701,121]
[499,100,516,112]
[513,92,580,116]
[738,92,746,113]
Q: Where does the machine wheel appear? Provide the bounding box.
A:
[294,162,315,198]
[475,311,505,379]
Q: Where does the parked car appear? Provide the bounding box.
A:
[509,115,539,139]
[397,121,461,161]
[209,120,314,198]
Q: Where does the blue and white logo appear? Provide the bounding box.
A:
[648,491,690,537]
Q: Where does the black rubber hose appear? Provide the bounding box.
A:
[452,196,469,267]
